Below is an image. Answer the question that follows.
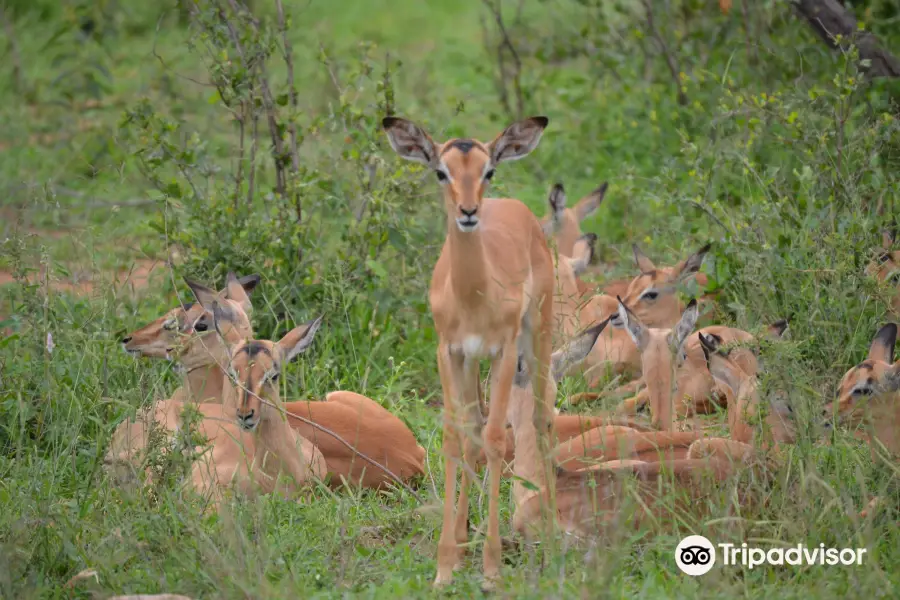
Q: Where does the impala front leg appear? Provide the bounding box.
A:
[483,342,518,587]
[453,356,483,567]
[435,344,463,588]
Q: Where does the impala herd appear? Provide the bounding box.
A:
[108,116,900,589]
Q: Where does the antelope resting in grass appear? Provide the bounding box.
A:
[111,275,425,492]
[823,323,900,457]
[108,273,260,478]
[686,330,797,466]
[383,115,556,588]
[866,229,900,318]
[540,182,607,259]
[565,242,712,390]
[616,296,700,431]
[195,294,328,500]
[614,319,789,418]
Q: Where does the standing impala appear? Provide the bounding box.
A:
[383,115,555,588]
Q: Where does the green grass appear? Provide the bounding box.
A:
[2,0,900,598]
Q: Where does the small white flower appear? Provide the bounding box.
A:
[46,332,55,355]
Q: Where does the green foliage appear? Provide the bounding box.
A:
[2,0,900,598]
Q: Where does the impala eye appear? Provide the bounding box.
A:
[641,290,659,301]
[436,170,448,183]
[851,387,872,397]
[271,372,280,383]
[194,322,209,332]
[484,169,495,181]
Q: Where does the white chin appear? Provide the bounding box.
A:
[456,219,479,232]
[239,420,259,431]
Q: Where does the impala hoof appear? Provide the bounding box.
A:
[433,571,453,588]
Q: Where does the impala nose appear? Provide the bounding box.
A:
[456,206,480,232]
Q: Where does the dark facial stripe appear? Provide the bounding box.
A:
[441,139,486,156]
[237,341,272,358]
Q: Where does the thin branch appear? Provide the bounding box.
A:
[642,0,688,106]
[481,0,525,119]
[276,0,301,177]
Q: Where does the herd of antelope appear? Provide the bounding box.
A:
[107,115,900,589]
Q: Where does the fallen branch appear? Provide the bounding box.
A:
[793,0,900,78]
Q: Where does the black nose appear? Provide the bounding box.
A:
[121,336,132,344]
[460,207,478,217]
[239,409,256,421]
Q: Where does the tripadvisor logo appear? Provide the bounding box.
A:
[675,535,868,576]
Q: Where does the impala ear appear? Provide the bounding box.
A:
[675,243,712,282]
[277,316,324,364]
[883,229,896,250]
[224,272,255,316]
[488,116,548,164]
[548,183,566,217]
[574,181,608,222]
[883,362,900,393]
[185,277,222,312]
[381,116,440,168]
[210,300,236,348]
[568,233,597,276]
[551,318,609,381]
[766,319,789,339]
[632,243,656,273]
[867,323,897,364]
[617,296,649,351]
[672,299,699,351]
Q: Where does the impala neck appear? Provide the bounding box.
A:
[183,363,226,404]
[643,344,676,431]
[446,215,490,303]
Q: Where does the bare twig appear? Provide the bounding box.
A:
[740,0,758,65]
[276,0,301,178]
[642,0,688,105]
[481,0,525,119]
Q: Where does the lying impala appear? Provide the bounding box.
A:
[110,275,425,491]
[108,273,260,477]
[613,319,789,418]
[567,242,713,388]
[822,323,900,457]
[686,330,797,465]
[540,181,607,258]
[866,229,900,318]
[383,115,556,588]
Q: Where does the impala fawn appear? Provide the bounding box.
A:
[540,181,607,258]
[112,275,425,491]
[616,296,700,431]
[108,273,259,477]
[383,115,556,588]
[823,323,900,457]
[686,330,797,466]
[565,242,713,391]
[192,293,328,501]
[614,319,789,418]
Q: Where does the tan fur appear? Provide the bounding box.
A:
[540,182,607,257]
[824,323,900,457]
[383,115,556,587]
[687,331,796,466]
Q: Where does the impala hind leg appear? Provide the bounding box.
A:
[525,301,557,543]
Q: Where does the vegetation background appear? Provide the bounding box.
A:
[1,0,899,597]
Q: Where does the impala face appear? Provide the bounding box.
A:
[865,229,900,285]
[824,323,899,430]
[120,302,208,360]
[382,115,549,233]
[218,314,323,432]
[122,273,260,362]
[541,182,607,256]
[610,243,711,330]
